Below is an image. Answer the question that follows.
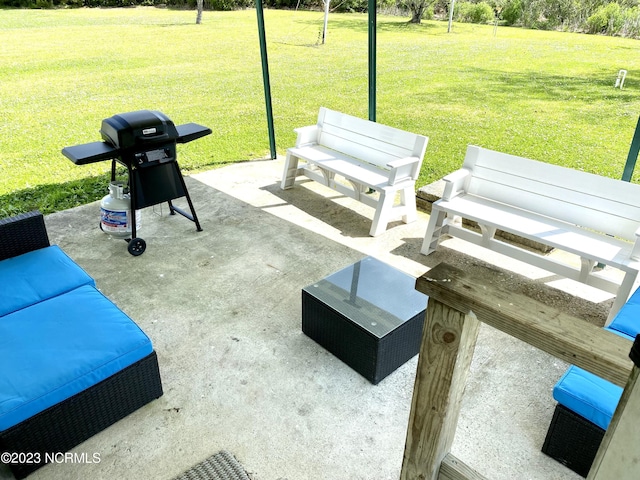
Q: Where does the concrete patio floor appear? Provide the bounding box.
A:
[1,157,617,480]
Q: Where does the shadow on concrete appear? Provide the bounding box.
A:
[4,161,587,480]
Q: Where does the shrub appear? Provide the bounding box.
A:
[333,0,368,13]
[501,0,523,26]
[432,0,449,16]
[621,6,640,38]
[587,2,623,35]
[423,4,434,19]
[209,0,251,10]
[455,1,495,24]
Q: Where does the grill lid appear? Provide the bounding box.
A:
[100,110,180,150]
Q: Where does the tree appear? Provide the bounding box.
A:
[196,0,204,24]
[400,0,434,23]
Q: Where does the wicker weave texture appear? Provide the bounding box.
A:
[302,290,424,384]
[0,211,50,261]
[374,310,425,382]
[541,403,605,478]
[172,451,251,480]
[0,352,163,479]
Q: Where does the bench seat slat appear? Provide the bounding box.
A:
[468,166,640,241]
[290,145,393,190]
[466,148,640,205]
[438,195,639,270]
[320,123,416,168]
[322,109,421,150]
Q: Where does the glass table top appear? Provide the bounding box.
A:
[303,256,428,338]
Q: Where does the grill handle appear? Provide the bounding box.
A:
[137,132,170,143]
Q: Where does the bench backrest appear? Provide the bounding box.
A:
[316,107,428,178]
[462,145,640,241]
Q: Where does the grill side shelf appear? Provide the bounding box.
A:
[62,142,119,165]
[175,123,212,144]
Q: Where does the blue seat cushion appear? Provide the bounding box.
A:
[0,245,95,317]
[552,287,640,431]
[0,285,153,431]
[608,286,640,338]
[553,365,623,431]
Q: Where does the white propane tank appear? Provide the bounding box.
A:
[100,181,141,238]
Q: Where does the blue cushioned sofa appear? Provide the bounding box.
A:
[0,211,163,479]
[542,289,640,477]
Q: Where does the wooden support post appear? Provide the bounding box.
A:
[400,262,635,480]
[588,337,640,480]
[439,453,488,480]
[400,297,480,480]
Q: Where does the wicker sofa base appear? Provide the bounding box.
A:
[541,403,605,478]
[0,351,163,479]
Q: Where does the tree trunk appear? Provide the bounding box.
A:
[410,4,424,24]
[196,0,204,24]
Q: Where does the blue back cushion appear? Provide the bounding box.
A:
[608,286,640,338]
[0,245,95,317]
[0,285,153,431]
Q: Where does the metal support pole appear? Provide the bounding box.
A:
[448,0,455,33]
[368,0,376,122]
[256,0,277,160]
[322,0,330,44]
[622,115,640,182]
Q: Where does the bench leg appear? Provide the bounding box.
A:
[319,167,335,189]
[281,152,301,190]
[421,207,448,255]
[607,270,640,325]
[479,224,496,248]
[400,186,417,224]
[579,257,597,283]
[347,179,368,202]
[370,190,395,236]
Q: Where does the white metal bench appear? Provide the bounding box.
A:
[421,144,640,323]
[280,107,428,236]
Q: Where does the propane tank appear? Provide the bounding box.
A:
[100,181,141,238]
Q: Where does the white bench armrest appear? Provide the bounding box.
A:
[632,227,640,260]
[387,156,420,185]
[441,169,470,200]
[294,125,319,147]
[387,156,419,169]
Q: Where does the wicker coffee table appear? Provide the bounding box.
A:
[302,256,428,384]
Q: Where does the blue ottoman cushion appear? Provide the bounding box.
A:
[0,284,154,431]
[0,245,95,317]
[552,365,623,431]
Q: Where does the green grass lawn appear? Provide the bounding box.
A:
[2,7,640,217]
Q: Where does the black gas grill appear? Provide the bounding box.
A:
[62,110,211,256]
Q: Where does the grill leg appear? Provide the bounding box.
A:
[127,165,138,240]
[168,163,202,232]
